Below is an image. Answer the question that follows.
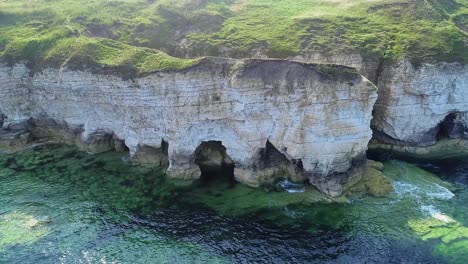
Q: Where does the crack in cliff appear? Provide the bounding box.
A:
[372,47,388,86]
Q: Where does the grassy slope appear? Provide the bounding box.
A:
[0,0,201,76]
[184,0,468,63]
[0,0,467,74]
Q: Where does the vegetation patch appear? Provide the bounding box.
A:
[44,37,201,78]
[0,0,466,73]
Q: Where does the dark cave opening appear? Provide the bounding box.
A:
[259,140,303,174]
[194,141,235,184]
[436,112,467,140]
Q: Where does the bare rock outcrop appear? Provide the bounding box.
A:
[295,53,468,153]
[372,61,468,146]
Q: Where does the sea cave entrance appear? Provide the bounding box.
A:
[436,112,468,140]
[194,141,235,185]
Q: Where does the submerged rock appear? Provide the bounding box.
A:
[0,212,50,250]
[0,129,31,153]
[0,58,377,196]
[409,215,468,261]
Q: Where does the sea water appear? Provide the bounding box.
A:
[1,144,467,263]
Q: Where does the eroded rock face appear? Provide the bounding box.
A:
[0,64,32,125]
[27,118,122,154]
[0,112,4,128]
[0,58,377,196]
[292,52,380,84]
[372,61,468,146]
[438,112,468,140]
[296,52,468,150]
[294,54,468,151]
[0,129,31,153]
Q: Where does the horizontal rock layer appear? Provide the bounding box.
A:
[296,53,468,149]
[372,61,468,146]
[0,58,377,196]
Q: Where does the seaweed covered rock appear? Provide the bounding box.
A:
[345,160,393,197]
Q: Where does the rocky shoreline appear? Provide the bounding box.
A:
[0,55,466,197]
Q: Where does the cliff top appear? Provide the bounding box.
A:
[1,0,467,71]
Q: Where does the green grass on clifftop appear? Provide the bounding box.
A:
[0,0,467,71]
[44,37,201,76]
[0,0,201,77]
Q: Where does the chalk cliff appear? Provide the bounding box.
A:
[294,53,468,151]
[0,58,377,196]
[372,61,468,146]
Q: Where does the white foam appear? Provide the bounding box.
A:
[393,181,454,201]
[421,204,440,217]
[393,179,455,216]
[432,212,456,223]
[426,186,455,200]
[279,179,305,193]
[389,160,459,224]
[281,206,305,219]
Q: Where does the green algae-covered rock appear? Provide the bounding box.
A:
[345,160,393,197]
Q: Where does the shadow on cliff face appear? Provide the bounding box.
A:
[259,141,302,173]
[416,111,468,144]
[193,140,303,188]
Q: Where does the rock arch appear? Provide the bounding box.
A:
[165,121,262,181]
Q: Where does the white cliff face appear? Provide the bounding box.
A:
[372,61,468,145]
[0,58,377,194]
[0,64,32,125]
[171,41,468,148]
[290,54,468,148]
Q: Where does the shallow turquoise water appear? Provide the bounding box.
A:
[1,144,467,263]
